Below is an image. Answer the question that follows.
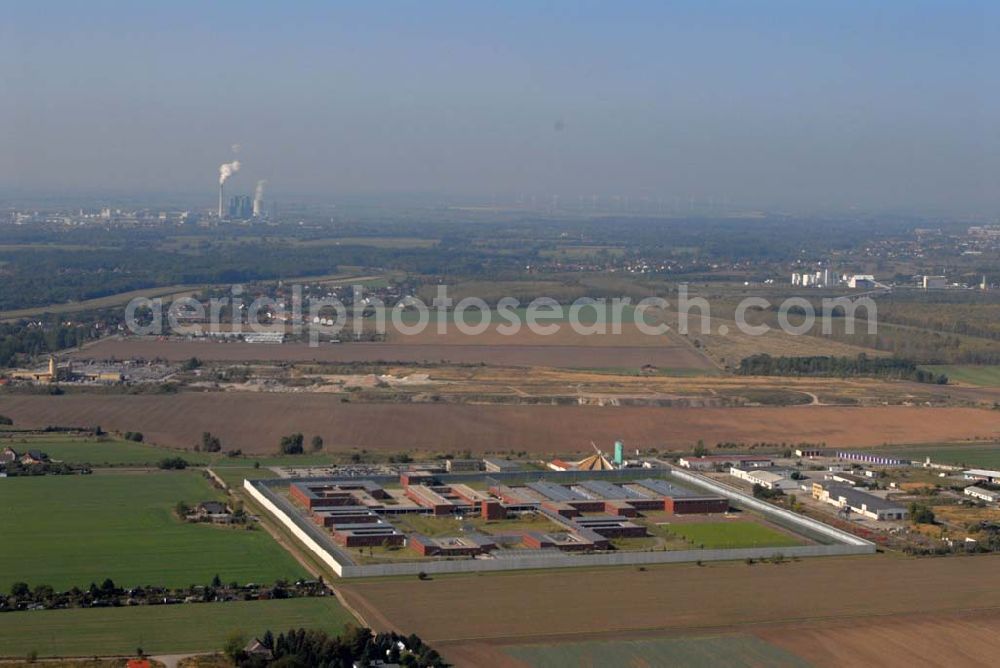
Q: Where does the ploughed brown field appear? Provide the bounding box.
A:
[70,337,714,370]
[338,555,1000,647]
[383,323,680,347]
[2,394,997,454]
[438,608,1000,668]
[757,610,1000,668]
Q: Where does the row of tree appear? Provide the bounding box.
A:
[279,433,323,455]
[229,626,445,667]
[3,577,327,613]
[737,353,948,384]
[0,460,91,477]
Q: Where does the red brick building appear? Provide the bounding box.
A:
[665,497,730,514]
[481,500,506,520]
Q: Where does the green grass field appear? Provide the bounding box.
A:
[503,635,808,668]
[0,597,355,658]
[661,521,803,549]
[923,365,1000,387]
[0,472,305,591]
[0,436,211,466]
[887,442,1000,469]
[1,433,343,469]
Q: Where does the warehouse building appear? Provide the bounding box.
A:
[812,482,908,521]
[964,469,1000,484]
[729,467,800,491]
[678,455,773,470]
[964,486,1000,503]
[836,452,910,467]
[795,449,825,458]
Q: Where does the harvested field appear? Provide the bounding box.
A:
[338,555,1000,645]
[659,310,884,367]
[502,635,807,668]
[1,394,997,454]
[757,609,1000,668]
[69,337,715,371]
[447,611,1000,668]
[386,323,678,347]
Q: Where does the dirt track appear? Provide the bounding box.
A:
[1,394,996,454]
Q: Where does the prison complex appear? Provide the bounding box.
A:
[287,471,729,557]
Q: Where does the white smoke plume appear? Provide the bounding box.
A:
[219,160,241,185]
[253,180,267,215]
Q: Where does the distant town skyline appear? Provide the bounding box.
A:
[1,1,998,215]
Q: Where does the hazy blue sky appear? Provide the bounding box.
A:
[1,1,997,214]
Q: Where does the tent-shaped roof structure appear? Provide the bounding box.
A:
[569,452,616,471]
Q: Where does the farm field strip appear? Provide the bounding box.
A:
[67,337,714,370]
[339,555,1000,644]
[755,609,1000,668]
[923,365,1000,387]
[885,442,1000,469]
[449,609,1000,668]
[0,597,354,658]
[0,472,305,591]
[0,435,211,466]
[501,635,809,668]
[2,394,997,455]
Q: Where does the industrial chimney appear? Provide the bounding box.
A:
[218,183,225,219]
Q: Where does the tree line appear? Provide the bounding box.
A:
[736,353,947,384]
[229,626,445,667]
[2,577,327,613]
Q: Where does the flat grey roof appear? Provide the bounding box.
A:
[635,478,699,498]
[329,521,396,531]
[577,479,645,500]
[483,458,522,469]
[828,485,907,512]
[313,506,378,515]
[527,480,583,502]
